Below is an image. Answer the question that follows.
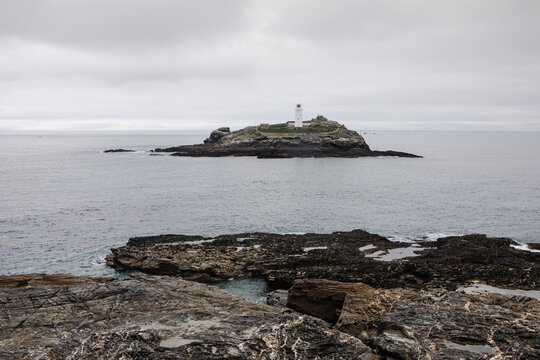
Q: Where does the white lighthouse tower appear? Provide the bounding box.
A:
[295,104,303,127]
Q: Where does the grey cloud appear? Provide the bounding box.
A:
[0,0,251,48]
[0,0,539,131]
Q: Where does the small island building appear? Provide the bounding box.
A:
[288,104,308,128]
[295,104,303,127]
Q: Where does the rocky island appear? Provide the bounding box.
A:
[152,116,421,158]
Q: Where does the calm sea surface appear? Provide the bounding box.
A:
[1,131,539,277]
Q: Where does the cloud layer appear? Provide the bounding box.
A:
[1,0,539,130]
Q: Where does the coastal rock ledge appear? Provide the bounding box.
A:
[106,230,539,290]
[152,116,421,158]
[0,274,372,359]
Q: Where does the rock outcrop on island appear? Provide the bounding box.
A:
[0,273,374,359]
[106,230,539,290]
[153,116,421,158]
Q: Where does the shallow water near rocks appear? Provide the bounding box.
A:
[459,282,540,301]
[215,277,269,304]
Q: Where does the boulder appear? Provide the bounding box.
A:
[286,279,395,339]
[203,127,231,144]
[266,289,288,307]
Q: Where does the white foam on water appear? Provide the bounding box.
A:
[303,246,327,252]
[387,233,460,243]
[161,238,216,246]
[386,235,416,243]
[358,244,377,252]
[459,281,540,301]
[157,239,216,247]
[91,256,106,269]
[236,237,257,242]
[510,243,540,253]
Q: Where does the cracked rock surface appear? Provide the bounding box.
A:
[287,279,540,360]
[0,273,375,360]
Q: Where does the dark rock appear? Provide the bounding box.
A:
[103,149,135,153]
[106,231,539,291]
[0,273,375,359]
[0,273,113,289]
[203,127,231,144]
[266,289,288,307]
[373,289,540,359]
[283,278,539,359]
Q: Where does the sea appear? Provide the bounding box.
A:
[1,130,539,281]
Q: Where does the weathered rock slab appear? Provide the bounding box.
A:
[284,278,540,360]
[287,279,396,339]
[0,273,375,359]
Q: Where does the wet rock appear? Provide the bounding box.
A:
[266,289,288,307]
[106,231,539,291]
[0,273,113,289]
[103,148,135,153]
[0,273,375,359]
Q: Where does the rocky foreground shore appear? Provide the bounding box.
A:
[0,274,371,359]
[2,230,539,359]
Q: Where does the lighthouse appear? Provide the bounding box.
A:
[295,104,303,127]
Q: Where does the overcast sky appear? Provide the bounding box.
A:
[1,0,539,131]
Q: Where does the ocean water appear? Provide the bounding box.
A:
[1,130,539,277]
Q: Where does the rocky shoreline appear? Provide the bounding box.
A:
[106,230,539,290]
[2,230,539,359]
